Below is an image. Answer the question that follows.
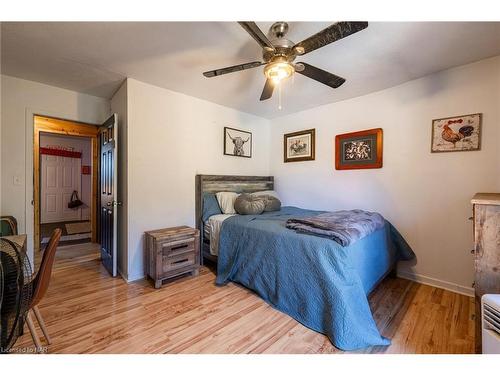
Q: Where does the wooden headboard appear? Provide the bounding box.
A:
[195,174,274,262]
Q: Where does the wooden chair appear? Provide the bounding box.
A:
[25,228,61,353]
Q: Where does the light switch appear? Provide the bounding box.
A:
[13,176,22,186]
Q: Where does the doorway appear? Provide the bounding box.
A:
[33,114,119,277]
[39,133,92,246]
[33,116,99,269]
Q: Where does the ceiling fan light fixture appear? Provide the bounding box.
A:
[203,21,369,103]
[264,61,295,84]
[293,46,305,55]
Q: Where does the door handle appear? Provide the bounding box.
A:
[106,201,122,207]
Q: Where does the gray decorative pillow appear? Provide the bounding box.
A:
[259,195,281,212]
[234,193,266,215]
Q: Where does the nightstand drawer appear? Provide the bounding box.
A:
[160,238,195,257]
[162,252,196,273]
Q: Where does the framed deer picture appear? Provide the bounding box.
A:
[224,127,252,158]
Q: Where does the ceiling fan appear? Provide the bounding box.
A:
[203,21,368,102]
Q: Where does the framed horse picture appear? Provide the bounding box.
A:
[224,127,252,158]
[284,129,316,162]
[335,128,383,170]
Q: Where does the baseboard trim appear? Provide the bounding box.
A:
[117,267,128,282]
[121,269,474,296]
[397,270,474,297]
[126,273,146,283]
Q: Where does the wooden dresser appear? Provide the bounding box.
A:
[145,226,200,288]
[471,193,500,353]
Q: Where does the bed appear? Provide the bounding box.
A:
[203,213,234,256]
[196,175,275,262]
[194,175,415,350]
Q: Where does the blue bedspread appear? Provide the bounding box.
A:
[215,206,415,350]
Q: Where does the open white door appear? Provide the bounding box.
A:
[99,114,119,277]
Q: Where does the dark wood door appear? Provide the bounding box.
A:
[99,114,118,277]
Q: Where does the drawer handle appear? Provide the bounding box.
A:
[172,244,189,251]
[161,237,194,249]
[471,249,475,254]
[172,258,189,265]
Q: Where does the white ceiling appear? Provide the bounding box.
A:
[2,22,500,119]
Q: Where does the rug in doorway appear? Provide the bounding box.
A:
[65,221,91,234]
[41,232,92,244]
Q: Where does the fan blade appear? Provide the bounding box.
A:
[260,79,274,101]
[203,61,263,77]
[238,22,275,51]
[293,21,368,55]
[295,62,346,89]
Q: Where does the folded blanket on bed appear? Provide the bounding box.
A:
[286,209,385,246]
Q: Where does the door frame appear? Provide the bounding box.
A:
[33,115,99,251]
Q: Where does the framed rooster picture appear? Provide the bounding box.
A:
[431,113,482,153]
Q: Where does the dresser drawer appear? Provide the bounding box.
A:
[160,237,195,257]
[162,252,196,273]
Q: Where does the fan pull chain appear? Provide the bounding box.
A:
[278,82,282,110]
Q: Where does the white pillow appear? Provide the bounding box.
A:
[252,190,280,200]
[216,192,240,214]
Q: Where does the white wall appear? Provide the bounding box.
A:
[125,78,271,280]
[110,81,128,279]
[2,56,498,293]
[269,56,500,295]
[39,133,92,221]
[0,75,110,259]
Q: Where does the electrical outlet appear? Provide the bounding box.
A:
[13,176,22,186]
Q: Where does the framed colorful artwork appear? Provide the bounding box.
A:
[224,127,252,158]
[335,128,383,170]
[284,129,315,162]
[431,113,482,153]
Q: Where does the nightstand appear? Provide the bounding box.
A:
[145,226,200,288]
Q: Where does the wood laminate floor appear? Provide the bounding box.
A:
[14,243,475,354]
